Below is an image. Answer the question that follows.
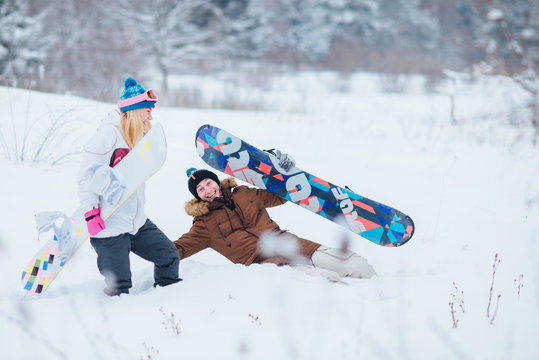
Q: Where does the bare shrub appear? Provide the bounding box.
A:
[0,95,82,166]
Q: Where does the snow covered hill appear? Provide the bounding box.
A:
[0,73,538,359]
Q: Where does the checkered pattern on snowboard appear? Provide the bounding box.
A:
[21,123,167,294]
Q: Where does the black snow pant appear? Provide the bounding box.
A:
[90,219,181,296]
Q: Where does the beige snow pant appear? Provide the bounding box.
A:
[310,246,376,279]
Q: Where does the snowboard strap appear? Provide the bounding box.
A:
[35,211,76,261]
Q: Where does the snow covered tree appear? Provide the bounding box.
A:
[462,0,539,137]
[375,0,439,52]
[109,0,231,93]
[0,0,48,87]
[272,0,338,64]
[211,0,275,60]
[264,0,372,65]
[461,0,538,68]
[39,0,141,100]
[264,0,439,68]
[420,0,483,69]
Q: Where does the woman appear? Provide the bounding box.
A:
[174,167,376,280]
[77,77,181,295]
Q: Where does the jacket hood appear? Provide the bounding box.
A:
[185,177,237,217]
[82,108,124,155]
[101,108,121,129]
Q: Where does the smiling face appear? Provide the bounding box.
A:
[138,108,153,132]
[196,178,221,202]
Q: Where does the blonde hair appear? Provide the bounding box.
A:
[120,109,152,149]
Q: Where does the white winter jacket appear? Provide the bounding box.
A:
[77,109,147,238]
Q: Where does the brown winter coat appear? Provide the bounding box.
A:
[174,178,320,265]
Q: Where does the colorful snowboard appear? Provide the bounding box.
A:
[21,123,167,294]
[195,124,414,247]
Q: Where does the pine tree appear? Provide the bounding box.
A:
[0,0,48,87]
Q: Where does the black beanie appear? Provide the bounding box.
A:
[187,168,220,200]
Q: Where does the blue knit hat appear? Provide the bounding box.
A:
[118,77,156,112]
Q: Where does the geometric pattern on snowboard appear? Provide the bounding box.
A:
[21,123,167,294]
[196,124,414,247]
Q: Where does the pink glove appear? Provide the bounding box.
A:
[84,208,105,236]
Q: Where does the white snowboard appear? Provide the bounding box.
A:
[21,123,167,294]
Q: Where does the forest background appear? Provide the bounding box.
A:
[1,0,537,133]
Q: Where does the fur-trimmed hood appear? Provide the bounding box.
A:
[175,178,319,266]
[185,177,237,217]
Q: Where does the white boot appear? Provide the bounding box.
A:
[310,246,376,279]
[292,264,347,284]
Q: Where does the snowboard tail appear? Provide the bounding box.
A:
[22,123,167,294]
[195,124,414,247]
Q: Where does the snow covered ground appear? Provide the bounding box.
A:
[0,72,538,359]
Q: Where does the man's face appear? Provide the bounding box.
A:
[196,178,221,202]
